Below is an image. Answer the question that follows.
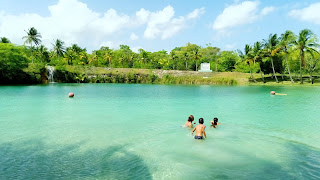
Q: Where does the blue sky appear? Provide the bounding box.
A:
[1,0,320,53]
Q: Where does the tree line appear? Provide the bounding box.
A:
[1,27,319,84]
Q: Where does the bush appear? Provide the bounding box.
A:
[0,43,45,84]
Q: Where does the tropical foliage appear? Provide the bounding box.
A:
[22,27,42,63]
[1,27,320,84]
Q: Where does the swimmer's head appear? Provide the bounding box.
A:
[188,115,194,122]
[213,117,218,125]
[199,118,204,124]
[214,117,218,122]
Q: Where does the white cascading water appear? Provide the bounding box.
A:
[46,66,55,83]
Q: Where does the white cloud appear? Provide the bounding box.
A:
[143,6,205,39]
[0,0,130,50]
[212,1,274,31]
[143,6,175,39]
[289,2,320,25]
[213,1,259,30]
[0,0,204,51]
[135,8,150,24]
[261,6,275,16]
[130,33,139,41]
[187,7,205,19]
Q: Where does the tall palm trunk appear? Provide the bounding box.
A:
[172,58,175,70]
[31,42,33,63]
[300,49,304,84]
[248,63,256,83]
[270,57,279,83]
[285,52,294,83]
[196,62,198,71]
[310,71,313,84]
[258,63,265,83]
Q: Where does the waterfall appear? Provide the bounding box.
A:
[46,66,55,83]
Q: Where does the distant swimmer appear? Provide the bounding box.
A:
[192,118,206,139]
[184,115,194,128]
[211,117,221,128]
[270,91,287,95]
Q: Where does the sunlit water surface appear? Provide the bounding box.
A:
[0,84,319,179]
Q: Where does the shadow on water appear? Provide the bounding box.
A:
[227,143,319,180]
[0,140,152,180]
[184,141,320,180]
[284,142,320,180]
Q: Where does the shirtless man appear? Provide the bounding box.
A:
[192,118,206,139]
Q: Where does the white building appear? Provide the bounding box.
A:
[198,63,212,72]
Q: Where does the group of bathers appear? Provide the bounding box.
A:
[187,115,220,140]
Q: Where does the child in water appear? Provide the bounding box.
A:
[211,117,221,128]
[184,115,194,128]
[192,118,206,139]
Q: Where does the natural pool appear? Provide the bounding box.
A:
[0,84,319,179]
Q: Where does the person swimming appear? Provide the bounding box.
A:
[184,115,194,128]
[192,118,206,139]
[211,117,221,128]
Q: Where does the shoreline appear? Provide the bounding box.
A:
[48,66,320,86]
[1,65,319,86]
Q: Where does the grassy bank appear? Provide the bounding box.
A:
[50,66,238,85]
[41,65,320,86]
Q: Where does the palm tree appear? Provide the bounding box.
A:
[306,52,320,84]
[22,27,42,63]
[184,51,189,70]
[185,43,201,71]
[263,34,280,83]
[169,50,177,70]
[238,44,256,83]
[252,41,265,83]
[36,45,49,62]
[194,50,201,71]
[52,39,66,57]
[293,29,319,84]
[0,37,11,43]
[280,30,296,83]
[79,51,89,65]
[65,49,77,65]
[138,48,148,68]
[105,51,113,68]
[89,52,98,66]
[71,44,83,54]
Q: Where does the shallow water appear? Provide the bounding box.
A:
[0,84,319,179]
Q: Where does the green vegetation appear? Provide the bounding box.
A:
[1,27,320,85]
[0,43,45,84]
[22,27,42,64]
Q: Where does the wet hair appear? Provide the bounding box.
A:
[188,115,194,122]
[199,118,204,124]
[213,117,218,125]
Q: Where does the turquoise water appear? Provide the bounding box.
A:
[0,84,319,179]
